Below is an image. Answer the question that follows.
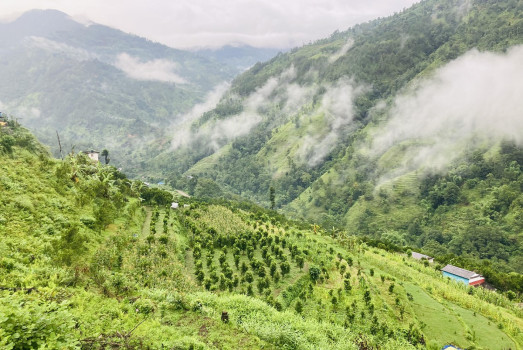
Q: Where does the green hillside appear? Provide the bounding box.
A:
[1,118,522,349]
[146,0,523,278]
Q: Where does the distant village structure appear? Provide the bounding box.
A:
[83,150,100,162]
[410,253,489,288]
[411,251,434,263]
[442,265,485,286]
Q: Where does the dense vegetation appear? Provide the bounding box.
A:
[1,122,522,349]
[145,0,523,278]
[1,1,522,348]
[343,142,523,277]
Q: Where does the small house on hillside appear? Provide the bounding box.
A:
[411,252,434,263]
[442,264,485,286]
[83,150,100,162]
[170,202,179,209]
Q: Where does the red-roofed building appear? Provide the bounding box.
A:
[442,265,485,286]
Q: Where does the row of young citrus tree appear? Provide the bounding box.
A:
[172,203,428,348]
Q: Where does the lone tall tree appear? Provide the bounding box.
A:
[101,149,110,164]
[269,186,275,210]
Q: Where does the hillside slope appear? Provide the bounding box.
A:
[0,123,521,349]
[148,0,523,273]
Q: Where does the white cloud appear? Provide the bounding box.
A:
[170,82,230,150]
[12,105,41,120]
[181,82,230,124]
[170,67,298,152]
[171,111,262,153]
[206,113,263,151]
[169,64,364,167]
[0,99,41,120]
[0,0,420,49]
[299,78,366,166]
[328,38,354,63]
[370,45,523,178]
[245,76,280,110]
[114,53,186,84]
[26,36,94,61]
[283,83,315,113]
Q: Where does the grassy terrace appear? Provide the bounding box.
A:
[0,130,520,348]
[168,204,521,349]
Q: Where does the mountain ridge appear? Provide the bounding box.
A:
[147,0,523,274]
[1,2,522,349]
[0,9,279,174]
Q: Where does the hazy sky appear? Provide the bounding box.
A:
[0,0,420,49]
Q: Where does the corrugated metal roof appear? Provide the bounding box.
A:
[412,252,433,260]
[441,264,480,279]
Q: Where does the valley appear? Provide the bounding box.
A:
[0,0,522,348]
[150,0,523,283]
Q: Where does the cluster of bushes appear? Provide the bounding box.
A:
[140,186,173,206]
[188,219,297,298]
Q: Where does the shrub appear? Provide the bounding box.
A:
[0,295,78,349]
[309,266,321,283]
[389,284,395,294]
[295,301,303,314]
[245,272,254,283]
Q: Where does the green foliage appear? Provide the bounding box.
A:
[0,293,79,349]
[52,222,89,266]
[0,134,15,154]
[309,266,321,283]
[140,186,173,206]
[2,3,523,348]
[142,2,523,291]
[150,0,523,210]
[295,300,303,314]
[269,186,275,210]
[389,283,395,294]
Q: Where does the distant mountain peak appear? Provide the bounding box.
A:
[14,8,77,26]
[0,9,83,44]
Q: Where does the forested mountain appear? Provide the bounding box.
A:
[1,1,522,349]
[147,0,523,274]
[0,9,238,171]
[1,121,521,349]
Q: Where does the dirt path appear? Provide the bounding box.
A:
[176,190,191,198]
[141,207,152,236]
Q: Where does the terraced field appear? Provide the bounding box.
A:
[157,203,522,349]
